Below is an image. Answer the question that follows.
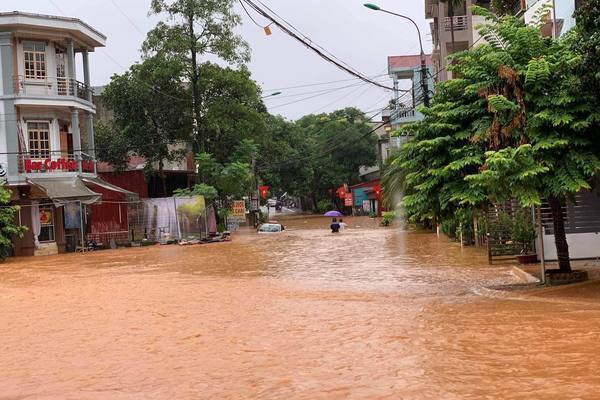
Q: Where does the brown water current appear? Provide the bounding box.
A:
[1,216,600,399]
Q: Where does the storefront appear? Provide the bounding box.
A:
[10,177,101,256]
[349,180,384,217]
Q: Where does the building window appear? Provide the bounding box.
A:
[28,121,51,159]
[39,206,55,242]
[23,41,47,80]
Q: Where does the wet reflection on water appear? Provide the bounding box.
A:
[1,216,599,399]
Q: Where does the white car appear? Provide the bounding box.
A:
[267,198,277,207]
[258,223,284,233]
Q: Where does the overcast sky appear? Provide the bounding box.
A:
[5,0,432,120]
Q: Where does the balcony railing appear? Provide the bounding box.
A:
[395,108,416,119]
[13,76,92,102]
[444,16,469,31]
[17,151,96,175]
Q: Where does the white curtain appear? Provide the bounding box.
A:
[31,201,41,248]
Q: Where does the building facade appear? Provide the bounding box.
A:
[524,0,581,37]
[426,0,526,82]
[0,12,129,256]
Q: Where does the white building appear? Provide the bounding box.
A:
[0,11,125,256]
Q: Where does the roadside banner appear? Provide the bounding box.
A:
[232,200,246,218]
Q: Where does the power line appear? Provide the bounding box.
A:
[264,74,390,91]
[240,0,396,91]
[238,0,264,28]
[109,0,146,36]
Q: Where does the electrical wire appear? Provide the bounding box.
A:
[240,0,396,91]
[238,0,265,28]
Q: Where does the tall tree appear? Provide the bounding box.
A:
[96,56,191,196]
[573,0,600,99]
[194,63,267,163]
[296,108,377,208]
[396,8,600,272]
[143,0,250,153]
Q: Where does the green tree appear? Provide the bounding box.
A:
[144,0,250,153]
[490,0,521,16]
[259,115,313,207]
[0,186,26,260]
[397,8,600,271]
[573,0,600,99]
[296,108,377,209]
[96,56,191,196]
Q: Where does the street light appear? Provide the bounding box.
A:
[363,3,430,107]
[262,91,282,99]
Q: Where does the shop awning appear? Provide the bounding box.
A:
[27,177,102,206]
[81,177,139,200]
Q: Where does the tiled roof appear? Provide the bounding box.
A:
[388,54,433,69]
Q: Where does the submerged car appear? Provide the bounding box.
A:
[258,223,285,233]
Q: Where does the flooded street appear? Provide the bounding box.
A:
[2,216,600,399]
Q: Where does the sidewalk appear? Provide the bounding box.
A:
[513,259,600,301]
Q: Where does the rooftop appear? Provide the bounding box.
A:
[0,11,106,49]
[388,54,433,70]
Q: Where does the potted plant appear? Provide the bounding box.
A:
[512,209,537,264]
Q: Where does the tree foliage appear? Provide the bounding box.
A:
[261,108,377,209]
[394,8,600,271]
[143,0,250,152]
[0,186,26,260]
[573,0,600,98]
[96,56,191,196]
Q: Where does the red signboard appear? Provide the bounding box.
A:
[344,193,353,207]
[259,185,269,200]
[24,158,95,173]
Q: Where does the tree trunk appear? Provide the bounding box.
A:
[187,12,202,153]
[548,196,571,272]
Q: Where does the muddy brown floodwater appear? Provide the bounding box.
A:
[1,216,600,399]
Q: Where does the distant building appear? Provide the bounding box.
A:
[524,0,582,37]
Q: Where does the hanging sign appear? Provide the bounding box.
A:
[344,193,353,207]
[232,200,246,217]
[259,185,269,200]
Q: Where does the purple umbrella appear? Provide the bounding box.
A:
[324,210,344,217]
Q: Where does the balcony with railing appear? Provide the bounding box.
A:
[17,150,96,176]
[444,15,469,31]
[13,76,93,103]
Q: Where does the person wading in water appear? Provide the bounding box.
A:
[330,218,341,233]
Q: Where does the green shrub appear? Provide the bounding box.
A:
[316,200,332,214]
[381,211,396,227]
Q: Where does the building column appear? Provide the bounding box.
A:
[84,112,96,174]
[0,32,19,181]
[71,108,81,172]
[82,50,92,102]
[66,39,76,95]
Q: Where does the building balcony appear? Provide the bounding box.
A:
[444,15,469,31]
[17,151,96,177]
[13,75,94,109]
[390,107,423,126]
